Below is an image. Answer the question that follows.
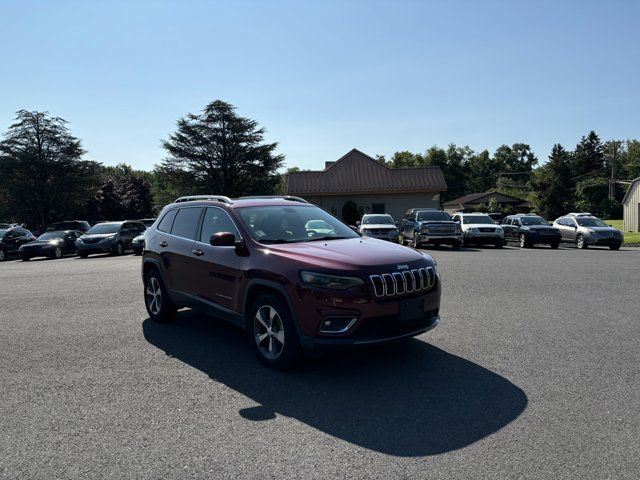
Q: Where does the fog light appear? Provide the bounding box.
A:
[319,316,357,334]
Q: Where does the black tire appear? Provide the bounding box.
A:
[610,243,621,251]
[519,233,529,248]
[51,247,63,259]
[248,293,302,370]
[144,269,177,323]
[21,255,30,261]
[113,242,124,256]
[78,252,88,258]
[451,241,461,250]
[550,241,560,249]
[494,240,503,249]
[576,234,587,249]
[0,248,6,262]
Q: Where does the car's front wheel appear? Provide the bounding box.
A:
[610,243,621,251]
[51,247,62,259]
[494,239,503,249]
[550,241,560,249]
[21,255,30,261]
[576,234,587,249]
[248,294,302,370]
[519,233,528,248]
[0,248,6,262]
[113,242,124,256]
[144,270,177,323]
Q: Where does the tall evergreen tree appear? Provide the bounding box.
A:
[571,131,605,179]
[0,110,101,228]
[160,100,284,198]
[530,144,573,219]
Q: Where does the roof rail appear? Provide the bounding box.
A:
[174,195,233,204]
[239,195,309,203]
[567,212,592,217]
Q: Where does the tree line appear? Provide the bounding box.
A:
[1,101,638,230]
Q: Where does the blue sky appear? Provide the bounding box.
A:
[1,0,638,171]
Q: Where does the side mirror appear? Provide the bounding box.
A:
[210,232,236,247]
[356,221,361,227]
[395,221,400,228]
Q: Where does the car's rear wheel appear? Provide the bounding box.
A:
[78,252,88,258]
[21,255,30,261]
[114,242,124,256]
[0,248,6,262]
[51,247,62,259]
[248,294,302,370]
[452,241,461,250]
[494,240,503,249]
[576,234,587,249]
[144,270,176,323]
[550,241,560,249]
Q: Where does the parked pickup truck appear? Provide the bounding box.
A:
[400,209,463,249]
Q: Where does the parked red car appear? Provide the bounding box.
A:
[142,195,441,369]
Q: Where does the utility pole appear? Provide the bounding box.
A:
[609,142,617,200]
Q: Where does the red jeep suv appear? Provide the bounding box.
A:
[142,195,441,369]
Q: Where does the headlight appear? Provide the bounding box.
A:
[76,238,83,244]
[468,227,479,233]
[99,235,116,243]
[48,239,63,245]
[301,271,364,290]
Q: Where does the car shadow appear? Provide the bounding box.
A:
[142,311,528,457]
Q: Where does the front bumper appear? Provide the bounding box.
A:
[294,274,441,352]
[76,242,115,254]
[416,233,462,245]
[529,233,561,244]
[587,236,622,246]
[464,232,503,244]
[361,232,400,243]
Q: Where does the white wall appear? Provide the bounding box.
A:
[623,181,640,232]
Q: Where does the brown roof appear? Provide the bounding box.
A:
[285,149,447,195]
[442,191,526,207]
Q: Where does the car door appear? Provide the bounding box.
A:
[190,206,244,314]
[12,228,33,253]
[501,217,512,240]
[63,231,79,253]
[511,218,522,241]
[164,207,203,297]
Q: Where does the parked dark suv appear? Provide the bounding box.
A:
[142,195,442,369]
[400,209,463,249]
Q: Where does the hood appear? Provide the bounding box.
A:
[20,239,61,248]
[360,224,397,230]
[80,233,116,240]
[464,224,502,229]
[257,237,431,271]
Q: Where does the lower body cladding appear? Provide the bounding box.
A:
[296,277,441,352]
[416,233,462,248]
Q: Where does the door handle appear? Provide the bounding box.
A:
[191,249,204,256]
[159,241,168,248]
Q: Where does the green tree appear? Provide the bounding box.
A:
[571,131,605,179]
[388,150,425,168]
[160,100,284,198]
[0,110,102,228]
[93,164,154,220]
[530,144,573,219]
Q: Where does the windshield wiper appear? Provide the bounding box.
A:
[304,236,350,242]
[258,239,296,244]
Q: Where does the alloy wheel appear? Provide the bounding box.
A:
[254,305,285,360]
[54,247,62,259]
[146,277,162,316]
[577,235,585,249]
[519,234,526,248]
[0,249,5,261]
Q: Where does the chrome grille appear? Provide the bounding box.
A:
[370,267,436,297]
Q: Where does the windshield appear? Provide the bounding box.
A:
[462,215,494,225]
[0,230,7,238]
[86,223,121,235]
[521,216,548,226]
[362,215,394,225]
[37,231,66,240]
[237,205,359,243]
[417,211,451,221]
[576,217,608,227]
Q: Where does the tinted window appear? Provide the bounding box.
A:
[171,207,203,239]
[199,207,240,243]
[157,210,177,232]
[37,231,66,240]
[502,218,512,225]
[462,215,494,225]
[362,215,394,225]
[16,228,30,236]
[576,217,608,227]
[520,216,548,226]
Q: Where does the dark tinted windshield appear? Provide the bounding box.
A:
[237,205,359,243]
[462,215,494,225]
[362,215,394,225]
[417,211,451,221]
[576,217,608,227]
[37,231,66,240]
[520,216,548,226]
[86,223,121,234]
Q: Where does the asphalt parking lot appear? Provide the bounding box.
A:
[1,246,639,479]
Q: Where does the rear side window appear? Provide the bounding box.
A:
[171,207,203,240]
[157,210,177,233]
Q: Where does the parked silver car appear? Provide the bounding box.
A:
[357,214,400,243]
[553,214,622,250]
